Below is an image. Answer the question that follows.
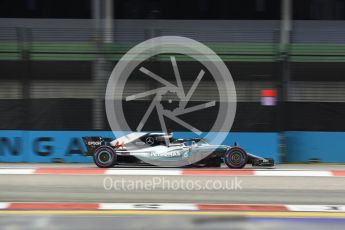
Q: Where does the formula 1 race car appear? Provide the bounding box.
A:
[82,132,274,168]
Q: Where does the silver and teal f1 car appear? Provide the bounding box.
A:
[82,132,274,168]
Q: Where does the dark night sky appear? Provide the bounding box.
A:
[0,0,344,19]
[0,0,280,19]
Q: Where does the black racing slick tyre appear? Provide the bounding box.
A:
[93,146,117,168]
[224,147,248,169]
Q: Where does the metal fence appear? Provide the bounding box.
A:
[0,19,345,131]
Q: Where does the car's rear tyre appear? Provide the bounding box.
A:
[224,147,248,169]
[93,146,117,168]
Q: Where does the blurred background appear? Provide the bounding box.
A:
[0,0,345,163]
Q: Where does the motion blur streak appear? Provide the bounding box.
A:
[1,210,345,218]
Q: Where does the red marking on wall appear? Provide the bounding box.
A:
[261,89,277,97]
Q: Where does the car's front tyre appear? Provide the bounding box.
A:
[224,147,248,169]
[93,146,117,168]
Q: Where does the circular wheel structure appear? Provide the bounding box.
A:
[93,146,117,168]
[224,147,248,169]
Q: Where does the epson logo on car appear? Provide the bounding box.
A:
[88,141,102,146]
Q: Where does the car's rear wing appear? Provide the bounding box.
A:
[82,137,112,156]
